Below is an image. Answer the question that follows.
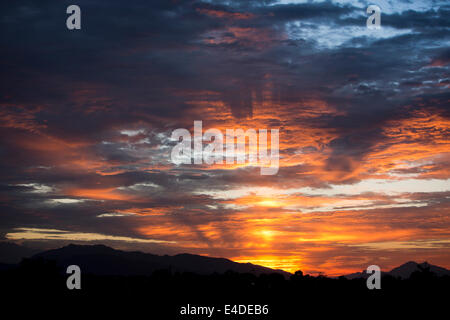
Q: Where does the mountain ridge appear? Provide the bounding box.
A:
[3,243,449,279]
[32,243,292,278]
[344,261,450,279]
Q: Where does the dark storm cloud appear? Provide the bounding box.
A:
[382,7,450,30]
[255,1,354,21]
[1,0,442,128]
[0,0,445,144]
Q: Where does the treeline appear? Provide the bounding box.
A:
[1,257,448,318]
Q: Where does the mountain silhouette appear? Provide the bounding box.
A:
[4,243,449,280]
[32,244,291,277]
[0,242,39,264]
[344,261,450,279]
[2,243,449,317]
[389,261,450,279]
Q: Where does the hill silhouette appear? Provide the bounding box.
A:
[32,244,291,278]
[0,242,39,263]
[344,261,450,279]
[1,243,448,317]
[389,261,450,279]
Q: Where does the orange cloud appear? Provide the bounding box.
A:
[197,8,254,20]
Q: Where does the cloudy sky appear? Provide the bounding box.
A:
[1,0,449,275]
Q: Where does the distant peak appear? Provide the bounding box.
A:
[65,243,111,249]
[55,243,118,253]
[31,244,291,277]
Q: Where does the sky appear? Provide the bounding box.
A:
[0,0,449,276]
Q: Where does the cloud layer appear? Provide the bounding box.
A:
[1,0,449,275]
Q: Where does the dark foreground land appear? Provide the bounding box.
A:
[1,257,448,319]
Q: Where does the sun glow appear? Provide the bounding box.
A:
[256,199,282,207]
